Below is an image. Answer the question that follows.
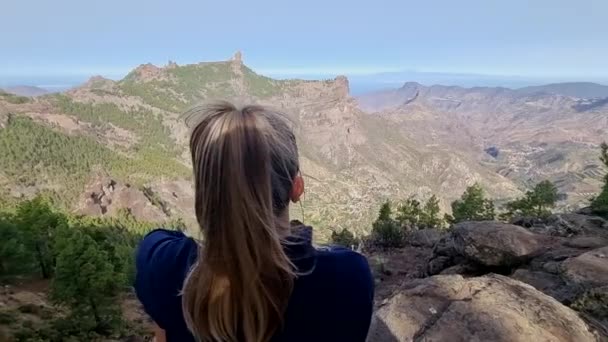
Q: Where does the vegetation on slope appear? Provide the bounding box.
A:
[0,115,189,203]
[53,95,174,149]
[504,180,559,219]
[0,196,185,340]
[241,65,282,98]
[591,142,608,218]
[119,62,283,113]
[344,180,563,249]
[119,62,238,112]
[0,91,30,104]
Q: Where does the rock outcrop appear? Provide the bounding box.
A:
[76,174,167,223]
[368,274,597,342]
[428,221,551,274]
[371,212,608,340]
[405,229,444,248]
[562,246,608,290]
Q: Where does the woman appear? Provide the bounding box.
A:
[135,101,374,342]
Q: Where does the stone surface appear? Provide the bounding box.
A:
[405,229,444,248]
[367,274,597,342]
[564,236,608,249]
[429,221,551,274]
[562,246,608,289]
[511,268,576,303]
[546,214,608,238]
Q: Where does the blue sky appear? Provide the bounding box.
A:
[1,0,607,84]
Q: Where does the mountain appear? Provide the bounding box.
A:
[518,82,608,98]
[0,53,531,238]
[2,85,51,97]
[356,82,608,208]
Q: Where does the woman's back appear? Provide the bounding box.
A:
[135,101,374,341]
[135,226,374,341]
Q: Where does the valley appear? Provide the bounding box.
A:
[1,52,607,239]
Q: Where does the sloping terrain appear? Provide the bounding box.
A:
[2,85,51,97]
[357,82,608,209]
[0,53,533,237]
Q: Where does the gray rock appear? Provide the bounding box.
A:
[367,274,596,342]
[449,221,550,267]
[405,229,444,248]
[546,213,608,238]
[562,246,608,289]
[511,268,577,303]
[564,236,608,249]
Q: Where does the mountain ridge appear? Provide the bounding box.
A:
[356,82,607,208]
[2,53,604,237]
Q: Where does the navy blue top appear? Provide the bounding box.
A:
[134,226,374,342]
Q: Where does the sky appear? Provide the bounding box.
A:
[1,0,608,87]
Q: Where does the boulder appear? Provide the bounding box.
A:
[429,221,551,274]
[562,246,608,289]
[564,236,608,249]
[511,268,576,303]
[367,274,597,342]
[546,214,608,238]
[511,215,546,228]
[405,229,444,248]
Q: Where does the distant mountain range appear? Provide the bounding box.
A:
[1,85,52,97]
[346,69,608,95]
[357,81,608,113]
[1,54,606,237]
[518,82,608,98]
[357,81,607,208]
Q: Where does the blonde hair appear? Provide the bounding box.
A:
[181,101,300,342]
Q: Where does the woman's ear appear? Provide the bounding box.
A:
[290,174,304,203]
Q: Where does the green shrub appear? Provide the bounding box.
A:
[450,183,495,223]
[17,304,41,315]
[0,91,30,104]
[505,180,559,219]
[331,228,359,248]
[0,310,17,325]
[572,287,608,319]
[370,201,405,248]
[371,219,404,248]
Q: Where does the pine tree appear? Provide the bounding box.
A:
[0,213,34,277]
[378,201,392,221]
[505,180,559,219]
[451,184,495,223]
[51,229,121,333]
[15,196,67,278]
[530,180,559,217]
[420,195,444,229]
[372,200,404,247]
[396,197,421,228]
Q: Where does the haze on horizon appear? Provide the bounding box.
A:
[1,0,607,89]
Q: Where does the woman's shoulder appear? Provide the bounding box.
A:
[136,228,197,274]
[315,246,373,282]
[134,229,197,329]
[286,246,374,340]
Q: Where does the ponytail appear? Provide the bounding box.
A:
[181,101,299,341]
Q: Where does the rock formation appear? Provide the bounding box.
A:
[371,211,608,341]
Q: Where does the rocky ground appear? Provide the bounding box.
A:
[368,211,608,341]
[2,211,606,341]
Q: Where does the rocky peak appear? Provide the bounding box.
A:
[81,75,115,89]
[231,50,243,64]
[129,63,165,82]
[334,75,350,98]
[166,60,178,69]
